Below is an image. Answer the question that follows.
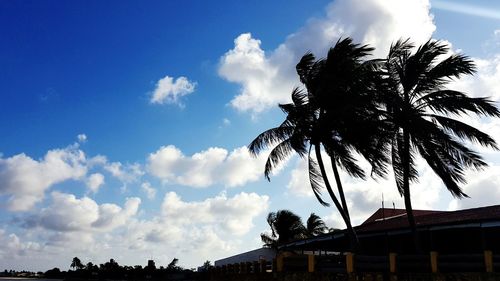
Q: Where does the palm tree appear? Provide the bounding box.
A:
[261,210,306,248]
[305,213,328,237]
[380,39,500,250]
[250,38,389,251]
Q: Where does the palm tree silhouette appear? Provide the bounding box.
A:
[250,38,388,251]
[379,39,500,250]
[261,210,306,248]
[305,213,328,237]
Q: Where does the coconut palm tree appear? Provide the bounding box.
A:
[261,210,306,248]
[250,38,389,251]
[305,213,328,237]
[380,39,500,250]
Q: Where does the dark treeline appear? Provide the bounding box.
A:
[41,257,204,280]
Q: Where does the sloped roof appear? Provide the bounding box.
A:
[356,205,500,233]
[279,204,500,251]
[361,208,443,225]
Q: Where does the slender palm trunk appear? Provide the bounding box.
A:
[330,156,351,222]
[314,143,360,251]
[402,122,421,253]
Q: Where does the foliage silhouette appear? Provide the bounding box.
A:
[250,38,389,251]
[378,39,500,251]
[71,257,84,270]
[261,210,328,248]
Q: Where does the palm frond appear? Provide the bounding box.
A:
[291,87,309,106]
[415,139,469,198]
[429,114,498,149]
[388,38,414,61]
[296,52,316,85]
[264,138,298,180]
[414,54,475,94]
[248,126,294,156]
[260,233,277,248]
[306,213,328,237]
[416,90,500,117]
[308,148,330,207]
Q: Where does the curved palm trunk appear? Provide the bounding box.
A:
[330,156,351,222]
[314,143,360,251]
[402,124,421,253]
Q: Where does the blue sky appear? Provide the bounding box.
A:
[1,0,500,272]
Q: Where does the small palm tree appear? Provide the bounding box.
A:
[380,39,500,250]
[305,213,328,237]
[261,210,306,248]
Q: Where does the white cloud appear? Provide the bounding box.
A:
[219,0,435,115]
[104,162,144,184]
[448,165,500,210]
[84,191,269,269]
[0,230,42,260]
[147,145,272,188]
[141,182,157,200]
[0,146,87,211]
[77,134,87,143]
[161,191,269,236]
[32,192,140,232]
[87,173,105,193]
[150,75,196,105]
[287,157,313,198]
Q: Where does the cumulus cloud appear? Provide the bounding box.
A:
[87,173,105,193]
[0,146,87,211]
[0,230,42,259]
[95,191,268,268]
[31,192,140,232]
[147,145,273,188]
[161,191,269,236]
[141,182,157,200]
[150,75,196,105]
[219,0,435,115]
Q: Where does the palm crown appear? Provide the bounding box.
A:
[379,39,499,248]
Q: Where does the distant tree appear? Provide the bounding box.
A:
[44,267,62,279]
[86,262,95,271]
[71,257,84,270]
[201,260,212,271]
[305,213,328,237]
[166,258,183,272]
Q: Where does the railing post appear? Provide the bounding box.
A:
[308,254,315,272]
[252,261,258,273]
[484,250,493,273]
[430,251,438,273]
[259,259,266,273]
[346,252,355,273]
[389,252,397,273]
[276,254,284,272]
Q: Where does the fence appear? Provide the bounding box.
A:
[211,250,499,275]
